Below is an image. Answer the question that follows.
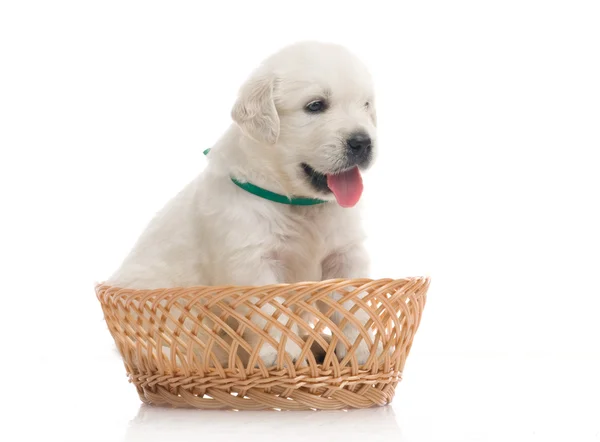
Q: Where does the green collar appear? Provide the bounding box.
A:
[203,149,328,206]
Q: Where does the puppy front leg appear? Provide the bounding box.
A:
[321,244,375,365]
[225,262,302,367]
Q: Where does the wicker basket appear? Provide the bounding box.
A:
[97,277,429,410]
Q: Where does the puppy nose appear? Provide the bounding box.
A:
[347,132,372,153]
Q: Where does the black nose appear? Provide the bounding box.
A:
[347,132,372,153]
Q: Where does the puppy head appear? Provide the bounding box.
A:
[231,42,377,207]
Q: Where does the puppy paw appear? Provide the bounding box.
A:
[257,340,303,367]
[357,339,393,364]
[285,339,303,362]
[335,340,348,361]
[258,346,279,367]
[335,326,375,365]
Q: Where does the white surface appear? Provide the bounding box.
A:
[1,1,599,441]
[8,339,600,441]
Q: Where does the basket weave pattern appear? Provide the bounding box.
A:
[97,277,428,410]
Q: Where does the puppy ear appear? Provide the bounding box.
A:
[231,71,279,144]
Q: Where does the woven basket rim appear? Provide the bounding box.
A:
[95,276,431,295]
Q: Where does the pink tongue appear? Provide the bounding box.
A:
[326,167,364,208]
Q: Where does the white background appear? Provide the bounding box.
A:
[1,1,599,441]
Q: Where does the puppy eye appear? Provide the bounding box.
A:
[364,101,370,108]
[305,100,326,113]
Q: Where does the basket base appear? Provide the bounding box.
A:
[135,382,398,410]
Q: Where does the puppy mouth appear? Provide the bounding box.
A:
[301,163,364,208]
